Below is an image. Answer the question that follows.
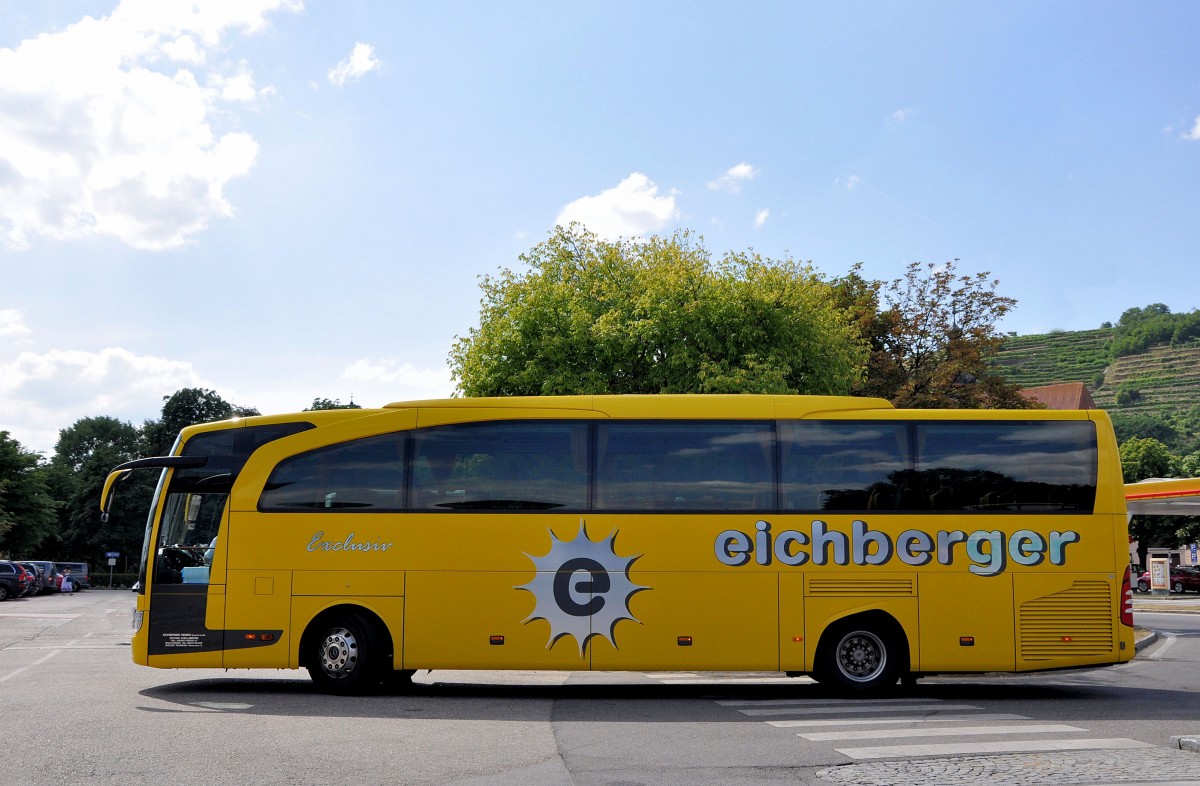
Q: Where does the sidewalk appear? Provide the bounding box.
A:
[1132,593,1200,614]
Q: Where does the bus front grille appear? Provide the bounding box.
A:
[1019,580,1113,660]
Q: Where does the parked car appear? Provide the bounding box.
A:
[15,562,42,596]
[0,560,30,600]
[1136,566,1200,594]
[54,562,90,590]
[24,561,58,595]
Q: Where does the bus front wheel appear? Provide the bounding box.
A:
[306,612,386,695]
[815,617,904,694]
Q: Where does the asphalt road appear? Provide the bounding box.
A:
[3,590,1200,785]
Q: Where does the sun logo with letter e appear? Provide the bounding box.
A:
[516,520,647,656]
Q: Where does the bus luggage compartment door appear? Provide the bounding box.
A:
[223,569,291,668]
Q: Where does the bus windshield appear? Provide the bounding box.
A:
[133,421,314,592]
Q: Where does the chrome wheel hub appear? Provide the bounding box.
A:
[836,631,885,682]
[318,627,359,679]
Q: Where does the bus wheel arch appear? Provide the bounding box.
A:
[300,605,398,695]
[813,611,908,694]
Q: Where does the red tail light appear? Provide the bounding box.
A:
[1120,568,1134,627]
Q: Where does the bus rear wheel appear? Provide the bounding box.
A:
[306,612,386,695]
[815,618,904,694]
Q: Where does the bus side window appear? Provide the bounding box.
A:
[410,421,588,511]
[780,422,910,512]
[595,421,773,511]
[258,433,407,512]
[914,421,1097,512]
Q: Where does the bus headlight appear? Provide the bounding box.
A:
[132,609,144,633]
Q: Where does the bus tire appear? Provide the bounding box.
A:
[305,612,386,696]
[814,616,904,694]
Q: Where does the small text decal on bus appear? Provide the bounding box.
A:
[517,520,647,656]
[714,519,1080,577]
[306,531,394,553]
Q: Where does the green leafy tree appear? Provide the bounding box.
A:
[1121,437,1178,482]
[1110,304,1200,358]
[1121,436,1187,567]
[141,388,260,456]
[45,417,148,564]
[0,431,56,557]
[1180,452,1200,478]
[450,224,867,396]
[839,260,1032,409]
[306,397,363,411]
[1110,412,1178,448]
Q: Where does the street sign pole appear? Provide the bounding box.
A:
[105,551,120,588]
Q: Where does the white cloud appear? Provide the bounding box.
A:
[887,107,914,126]
[209,67,261,102]
[342,358,455,401]
[0,309,32,340]
[556,173,680,240]
[328,43,381,87]
[835,175,861,191]
[0,0,301,251]
[0,347,207,454]
[1186,115,1200,142]
[754,208,769,228]
[707,162,758,193]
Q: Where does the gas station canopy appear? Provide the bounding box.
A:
[1125,478,1200,516]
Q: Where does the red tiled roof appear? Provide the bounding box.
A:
[1018,382,1097,410]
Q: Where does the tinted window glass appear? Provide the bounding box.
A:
[780,422,910,511]
[915,421,1096,512]
[259,433,407,511]
[595,422,774,511]
[176,422,315,495]
[781,420,1097,513]
[411,421,588,510]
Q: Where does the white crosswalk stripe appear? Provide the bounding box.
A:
[836,737,1154,760]
[738,702,982,716]
[800,723,1085,741]
[766,712,1031,728]
[646,674,1157,761]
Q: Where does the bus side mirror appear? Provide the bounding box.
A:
[100,469,132,523]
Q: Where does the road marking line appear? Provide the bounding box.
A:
[719,697,941,707]
[767,713,1031,728]
[739,703,979,717]
[0,649,61,683]
[801,723,1085,741]
[0,613,76,619]
[836,737,1153,760]
[1148,632,1178,660]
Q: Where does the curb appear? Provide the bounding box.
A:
[1135,630,1159,652]
[1171,736,1200,753]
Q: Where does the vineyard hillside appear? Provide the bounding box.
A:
[993,328,1113,389]
[994,329,1200,421]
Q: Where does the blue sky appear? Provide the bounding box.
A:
[2,1,1199,455]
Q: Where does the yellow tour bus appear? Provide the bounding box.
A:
[101,394,1137,695]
